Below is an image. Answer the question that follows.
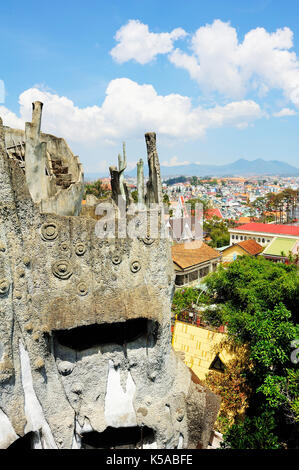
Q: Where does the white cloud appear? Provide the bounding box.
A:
[0,79,263,143]
[0,105,24,128]
[110,19,187,64]
[161,156,190,167]
[169,19,299,108]
[273,107,297,117]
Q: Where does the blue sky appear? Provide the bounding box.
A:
[1,0,299,175]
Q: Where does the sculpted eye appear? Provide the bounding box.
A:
[8,432,37,449]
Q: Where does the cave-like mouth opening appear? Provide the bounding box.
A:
[81,426,156,449]
[53,318,159,351]
[8,432,36,449]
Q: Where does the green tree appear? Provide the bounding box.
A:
[163,193,170,207]
[205,352,252,434]
[203,217,230,248]
[190,176,199,186]
[131,189,138,203]
[165,176,188,185]
[186,197,210,213]
[222,411,281,449]
[84,179,109,200]
[172,287,205,317]
[251,196,267,222]
[204,256,299,448]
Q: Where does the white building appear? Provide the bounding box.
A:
[228,223,299,247]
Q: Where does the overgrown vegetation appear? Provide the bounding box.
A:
[250,188,298,223]
[84,179,110,200]
[172,287,210,318]
[172,257,299,448]
[203,217,230,248]
[204,256,299,448]
[164,176,188,185]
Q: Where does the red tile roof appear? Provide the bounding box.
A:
[236,239,264,256]
[172,241,220,270]
[234,223,299,237]
[205,208,223,220]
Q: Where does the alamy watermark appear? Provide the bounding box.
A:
[94,197,203,246]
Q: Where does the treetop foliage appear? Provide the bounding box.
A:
[202,256,299,448]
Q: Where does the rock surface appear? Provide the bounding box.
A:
[0,104,220,449]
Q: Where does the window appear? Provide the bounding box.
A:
[240,236,243,240]
[175,275,184,286]
[189,270,198,282]
[232,235,235,240]
[199,266,210,278]
[262,238,265,243]
[236,235,239,240]
[258,238,261,243]
[267,239,270,243]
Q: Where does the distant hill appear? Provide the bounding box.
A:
[85,158,299,181]
[156,158,299,178]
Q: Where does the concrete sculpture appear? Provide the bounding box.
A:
[0,102,220,449]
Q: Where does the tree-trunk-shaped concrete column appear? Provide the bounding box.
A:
[145,132,162,206]
[137,158,145,209]
[25,102,48,203]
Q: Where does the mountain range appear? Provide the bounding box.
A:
[85,158,299,181]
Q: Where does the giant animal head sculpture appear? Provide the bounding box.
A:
[0,103,220,449]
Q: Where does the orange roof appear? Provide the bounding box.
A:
[172,241,220,270]
[237,216,253,224]
[236,239,264,256]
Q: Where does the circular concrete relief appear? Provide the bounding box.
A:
[52,259,73,280]
[112,254,122,265]
[0,279,10,295]
[41,222,58,241]
[141,235,155,246]
[130,261,141,273]
[75,243,86,256]
[60,242,69,253]
[77,282,88,296]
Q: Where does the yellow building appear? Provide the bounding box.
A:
[172,321,235,381]
[219,239,263,264]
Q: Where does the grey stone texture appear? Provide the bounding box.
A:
[0,103,220,449]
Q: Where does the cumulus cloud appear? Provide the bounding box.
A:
[110,19,187,64]
[0,79,263,143]
[169,20,299,108]
[273,107,297,117]
[0,105,24,128]
[161,156,190,167]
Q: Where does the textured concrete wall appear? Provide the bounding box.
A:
[0,111,220,449]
